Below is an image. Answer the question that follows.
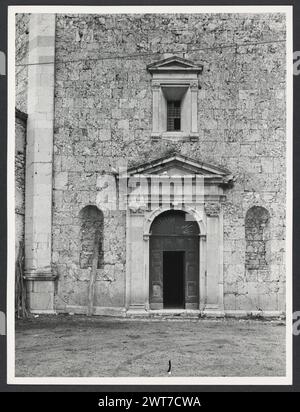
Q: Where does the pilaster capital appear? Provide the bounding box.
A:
[190,80,199,90]
[151,81,161,90]
[204,202,221,217]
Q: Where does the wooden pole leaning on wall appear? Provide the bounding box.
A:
[87,233,99,316]
[15,240,28,318]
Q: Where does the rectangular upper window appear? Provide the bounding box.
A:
[167,100,181,131]
[147,56,202,140]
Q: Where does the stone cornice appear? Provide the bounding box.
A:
[24,272,57,281]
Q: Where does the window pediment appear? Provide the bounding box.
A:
[147,56,203,74]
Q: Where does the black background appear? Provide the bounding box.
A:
[0,0,298,400]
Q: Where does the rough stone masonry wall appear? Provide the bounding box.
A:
[16,14,30,113]
[53,13,286,312]
[15,14,29,294]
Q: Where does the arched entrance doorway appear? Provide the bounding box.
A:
[149,210,200,310]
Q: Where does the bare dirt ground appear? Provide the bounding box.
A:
[15,315,286,377]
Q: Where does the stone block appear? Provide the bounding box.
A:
[99,129,111,141]
[54,172,68,190]
[117,119,129,130]
[224,293,236,310]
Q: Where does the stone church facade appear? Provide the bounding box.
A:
[15,13,286,317]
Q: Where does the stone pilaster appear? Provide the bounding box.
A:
[204,202,225,316]
[126,209,147,313]
[151,81,161,138]
[190,80,199,138]
[24,14,56,312]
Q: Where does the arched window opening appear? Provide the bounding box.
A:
[79,206,104,269]
[245,206,270,271]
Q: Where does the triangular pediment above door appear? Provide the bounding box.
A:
[125,154,233,184]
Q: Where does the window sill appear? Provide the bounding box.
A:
[151,132,199,142]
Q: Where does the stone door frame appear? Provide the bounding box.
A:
[126,203,226,316]
[145,206,206,311]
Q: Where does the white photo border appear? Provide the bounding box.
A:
[7,4,293,386]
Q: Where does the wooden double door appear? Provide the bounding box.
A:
[149,210,199,310]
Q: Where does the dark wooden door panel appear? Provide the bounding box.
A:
[149,210,199,309]
[187,281,198,297]
[149,247,163,308]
